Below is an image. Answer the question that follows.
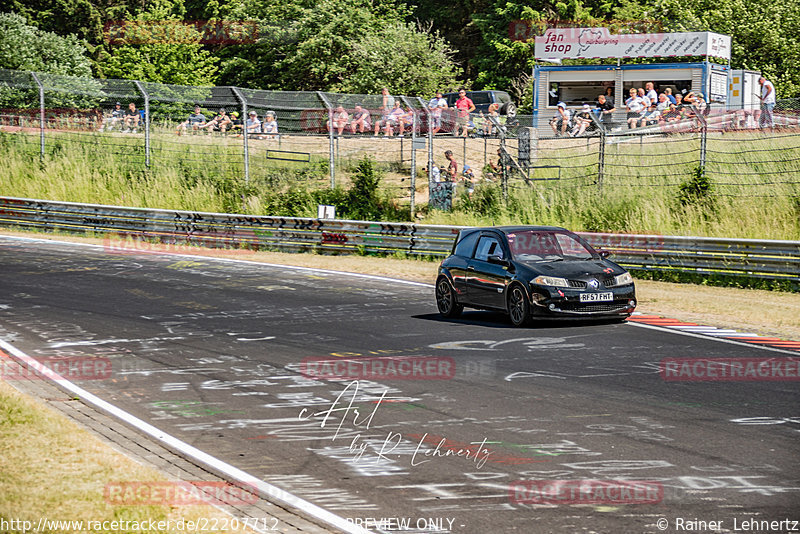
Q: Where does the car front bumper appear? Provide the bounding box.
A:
[528,284,636,318]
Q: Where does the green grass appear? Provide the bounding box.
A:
[1,128,799,240]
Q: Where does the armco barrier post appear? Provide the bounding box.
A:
[133,81,150,167]
[30,72,45,161]
[231,87,249,185]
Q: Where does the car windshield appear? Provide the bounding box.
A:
[506,230,595,261]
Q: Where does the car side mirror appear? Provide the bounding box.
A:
[488,254,508,265]
[598,250,611,258]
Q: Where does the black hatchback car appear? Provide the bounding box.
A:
[435,226,636,326]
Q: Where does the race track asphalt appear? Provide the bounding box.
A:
[0,236,798,534]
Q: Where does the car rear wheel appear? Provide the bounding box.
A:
[507,284,529,327]
[436,277,463,318]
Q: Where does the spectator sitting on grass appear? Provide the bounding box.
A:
[625,88,643,129]
[199,108,231,134]
[123,102,140,133]
[349,104,371,134]
[246,110,262,138]
[327,105,349,135]
[549,102,571,136]
[262,111,278,138]
[375,100,404,137]
[398,106,415,137]
[177,105,206,135]
[570,104,593,137]
[229,111,242,133]
[595,94,615,124]
[482,103,504,136]
[101,102,124,132]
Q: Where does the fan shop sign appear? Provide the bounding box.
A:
[535,28,731,61]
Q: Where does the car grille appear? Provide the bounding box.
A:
[558,302,626,313]
[567,276,616,289]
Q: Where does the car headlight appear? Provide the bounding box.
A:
[533,275,569,288]
[612,272,633,286]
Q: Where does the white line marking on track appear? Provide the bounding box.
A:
[0,337,374,534]
[626,322,799,355]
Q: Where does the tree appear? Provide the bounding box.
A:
[216,0,459,94]
[97,0,219,85]
[0,12,92,76]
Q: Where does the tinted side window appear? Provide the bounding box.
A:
[474,236,505,261]
[469,92,492,105]
[453,231,480,257]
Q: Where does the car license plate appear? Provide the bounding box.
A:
[580,292,613,302]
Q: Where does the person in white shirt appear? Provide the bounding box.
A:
[645,82,658,107]
[626,88,643,129]
[262,111,279,138]
[428,91,448,134]
[758,76,776,128]
[549,102,571,136]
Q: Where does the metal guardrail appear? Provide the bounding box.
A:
[0,196,798,283]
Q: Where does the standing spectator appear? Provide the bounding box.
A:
[664,87,677,105]
[123,102,140,133]
[101,102,124,132]
[176,105,206,135]
[427,91,448,134]
[758,76,776,128]
[625,88,643,129]
[327,105,349,135]
[549,102,571,136]
[262,111,279,138]
[425,164,443,183]
[380,87,395,111]
[349,104,371,134]
[454,88,475,137]
[644,82,658,106]
[444,150,458,181]
[199,108,231,134]
[246,110,262,138]
[595,94,616,125]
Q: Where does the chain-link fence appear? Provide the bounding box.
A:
[2,67,799,217]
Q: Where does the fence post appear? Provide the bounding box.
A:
[133,81,150,167]
[410,111,416,219]
[699,122,707,174]
[231,87,249,184]
[30,72,44,161]
[317,91,335,188]
[598,129,605,192]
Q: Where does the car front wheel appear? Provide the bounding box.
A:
[436,277,463,318]
[507,284,529,327]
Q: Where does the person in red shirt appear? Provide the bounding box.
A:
[454,88,475,137]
